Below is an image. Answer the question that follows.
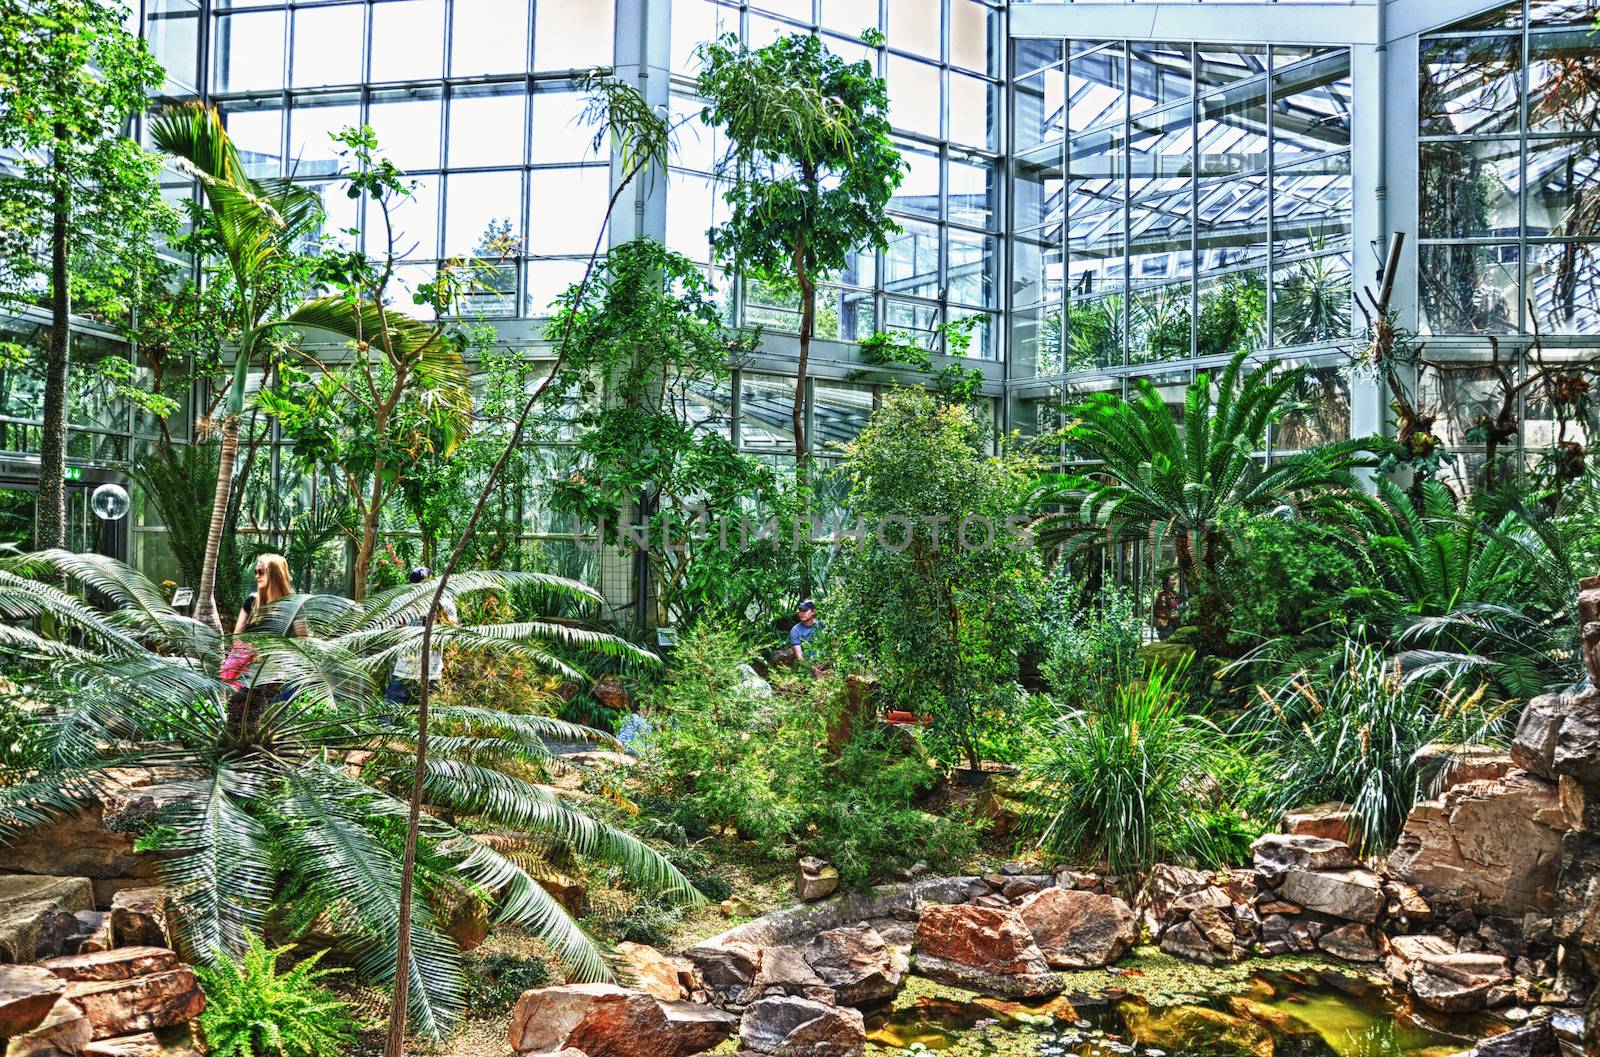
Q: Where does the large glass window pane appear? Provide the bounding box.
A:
[535,0,613,70]
[1014,60,1064,150]
[525,259,586,315]
[888,55,941,138]
[883,218,940,300]
[1420,139,1522,239]
[291,4,363,88]
[752,0,812,24]
[1130,42,1191,114]
[889,140,939,219]
[814,286,875,342]
[1131,102,1193,185]
[1272,49,1350,157]
[884,297,940,347]
[288,93,361,179]
[451,0,528,76]
[1419,36,1521,137]
[821,0,876,37]
[1195,172,1268,273]
[948,152,998,230]
[1418,244,1519,334]
[449,83,527,169]
[1199,75,1268,176]
[369,89,443,172]
[1273,253,1349,346]
[1195,43,1265,93]
[1527,137,1600,238]
[148,0,200,93]
[370,0,444,83]
[1197,269,1266,356]
[812,381,874,453]
[1528,240,1600,333]
[887,0,939,59]
[951,1,997,77]
[949,71,997,151]
[1011,227,1061,309]
[1272,153,1352,257]
[1528,30,1600,133]
[947,228,996,308]
[302,178,361,250]
[1130,280,1192,365]
[532,89,604,162]
[666,172,726,264]
[221,100,282,178]
[1273,360,1351,448]
[211,9,284,92]
[1010,305,1062,377]
[1530,0,1600,26]
[739,373,798,453]
[1070,42,1125,135]
[445,171,523,256]
[528,167,610,254]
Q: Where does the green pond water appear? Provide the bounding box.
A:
[864,963,1482,1057]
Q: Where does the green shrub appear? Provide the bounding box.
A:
[1018,655,1234,876]
[1240,639,1511,854]
[1037,576,1146,708]
[464,951,553,1014]
[640,623,979,887]
[194,934,359,1057]
[1218,515,1365,649]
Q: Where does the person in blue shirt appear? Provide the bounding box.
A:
[790,599,821,661]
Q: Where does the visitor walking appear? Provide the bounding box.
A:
[224,553,308,736]
[387,566,458,708]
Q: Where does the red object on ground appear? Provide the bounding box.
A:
[884,710,932,726]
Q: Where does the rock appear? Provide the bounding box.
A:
[1259,914,1316,955]
[1160,918,1244,966]
[1132,864,1212,938]
[1388,771,1568,915]
[737,995,865,1057]
[1001,879,1040,899]
[914,904,1060,998]
[1383,881,1432,919]
[1281,803,1355,844]
[746,944,833,1004]
[432,881,489,953]
[1170,886,1232,913]
[1471,1019,1558,1057]
[1249,834,1358,880]
[81,1032,202,1057]
[507,983,735,1057]
[1558,773,1600,831]
[1257,900,1301,916]
[1513,693,1570,779]
[4,995,92,1057]
[73,911,113,955]
[0,966,68,1037]
[1386,938,1511,1012]
[108,889,172,950]
[41,947,179,983]
[614,942,695,1003]
[795,859,839,903]
[802,925,906,1007]
[534,873,590,919]
[66,967,205,1038]
[1119,1000,1273,1057]
[1416,745,1519,789]
[1276,868,1383,924]
[0,775,185,893]
[1318,923,1380,962]
[1015,888,1135,969]
[0,875,96,962]
[684,934,764,990]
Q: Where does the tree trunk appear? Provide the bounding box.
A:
[793,247,814,597]
[192,414,239,631]
[36,135,71,552]
[353,474,382,600]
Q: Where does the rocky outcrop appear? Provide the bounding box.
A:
[1280,803,1355,844]
[614,942,698,1003]
[507,983,736,1057]
[1387,770,1567,914]
[0,947,206,1057]
[107,890,171,951]
[1015,888,1135,969]
[7,994,92,1057]
[737,995,865,1057]
[1385,934,1512,1012]
[914,904,1060,998]
[802,925,906,1007]
[64,968,205,1038]
[0,875,97,963]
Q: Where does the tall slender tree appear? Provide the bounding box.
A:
[697,30,904,485]
[0,0,169,550]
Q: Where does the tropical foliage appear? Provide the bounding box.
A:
[195,933,360,1057]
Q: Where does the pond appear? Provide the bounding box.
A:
[864,963,1483,1057]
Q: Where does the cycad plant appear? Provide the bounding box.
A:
[1240,639,1510,855]
[0,550,697,1042]
[1030,351,1373,646]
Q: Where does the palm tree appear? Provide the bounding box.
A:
[148,104,323,632]
[0,550,696,1042]
[1030,352,1373,647]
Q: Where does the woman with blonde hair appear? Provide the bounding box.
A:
[223,553,307,737]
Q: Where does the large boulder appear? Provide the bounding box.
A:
[802,924,906,1007]
[1250,834,1358,880]
[1275,868,1383,924]
[1016,888,1135,969]
[914,904,1060,998]
[0,875,95,961]
[4,995,91,1057]
[108,889,171,950]
[1388,770,1567,915]
[1132,864,1213,938]
[66,968,205,1038]
[738,995,865,1057]
[1317,923,1380,962]
[1280,803,1355,844]
[0,774,187,905]
[1384,935,1510,1013]
[744,944,834,1005]
[614,942,696,1002]
[0,966,68,1038]
[40,947,179,983]
[507,983,735,1057]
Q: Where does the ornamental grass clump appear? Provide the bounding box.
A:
[1241,639,1511,855]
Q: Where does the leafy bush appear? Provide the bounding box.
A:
[639,623,979,887]
[1240,639,1511,854]
[464,951,552,1015]
[195,934,359,1057]
[1036,574,1146,708]
[1019,656,1235,876]
[1219,514,1365,649]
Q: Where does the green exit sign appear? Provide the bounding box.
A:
[62,467,83,481]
